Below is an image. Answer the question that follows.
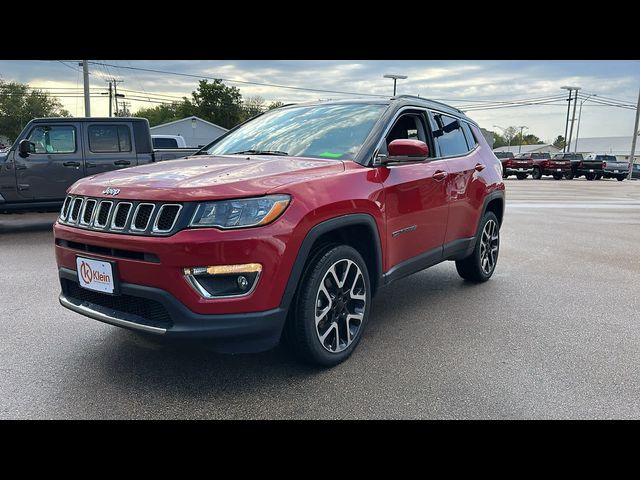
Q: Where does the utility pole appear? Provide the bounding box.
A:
[574,94,596,152]
[112,80,124,116]
[81,60,91,117]
[518,126,528,154]
[627,88,640,181]
[567,87,581,152]
[561,86,580,152]
[101,80,113,117]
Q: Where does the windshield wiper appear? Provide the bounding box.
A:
[228,149,289,156]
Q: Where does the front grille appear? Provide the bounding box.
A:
[155,205,181,232]
[59,195,185,236]
[133,204,154,231]
[95,201,112,227]
[112,202,132,229]
[64,280,172,330]
[70,198,83,222]
[81,199,97,224]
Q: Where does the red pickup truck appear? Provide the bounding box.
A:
[522,153,572,180]
[53,96,505,366]
[498,153,533,180]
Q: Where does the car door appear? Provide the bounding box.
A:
[84,122,137,176]
[428,112,485,244]
[379,110,450,271]
[14,122,84,199]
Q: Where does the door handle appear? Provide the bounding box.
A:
[86,162,96,168]
[474,163,486,172]
[114,160,131,166]
[433,170,448,181]
[63,161,81,167]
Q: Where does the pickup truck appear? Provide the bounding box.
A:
[552,153,602,180]
[500,155,533,179]
[0,117,199,213]
[585,153,629,181]
[523,152,571,180]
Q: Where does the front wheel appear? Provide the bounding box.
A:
[284,245,371,367]
[456,211,500,283]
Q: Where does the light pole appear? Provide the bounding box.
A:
[517,126,528,154]
[573,94,596,152]
[493,125,511,149]
[561,86,580,152]
[383,74,408,96]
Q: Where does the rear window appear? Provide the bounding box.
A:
[531,153,550,159]
[595,155,617,161]
[494,152,514,158]
[153,137,179,149]
[88,125,132,153]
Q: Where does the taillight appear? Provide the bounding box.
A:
[579,161,583,168]
[603,161,607,168]
[506,159,513,167]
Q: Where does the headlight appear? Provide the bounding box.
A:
[189,194,291,229]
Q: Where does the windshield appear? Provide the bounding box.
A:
[204,103,387,160]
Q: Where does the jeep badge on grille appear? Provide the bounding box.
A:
[102,187,121,196]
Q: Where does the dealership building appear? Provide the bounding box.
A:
[150,116,227,148]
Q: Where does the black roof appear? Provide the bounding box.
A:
[27,117,148,123]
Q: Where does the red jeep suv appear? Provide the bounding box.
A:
[54,97,505,366]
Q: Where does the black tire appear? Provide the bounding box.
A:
[553,174,563,180]
[502,173,509,179]
[516,173,527,180]
[585,173,596,181]
[595,174,602,180]
[617,176,625,182]
[284,244,371,367]
[532,168,542,180]
[456,211,500,283]
[565,173,574,180]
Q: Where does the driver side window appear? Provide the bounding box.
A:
[381,113,429,156]
[26,125,76,154]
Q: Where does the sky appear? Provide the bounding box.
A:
[0,60,638,144]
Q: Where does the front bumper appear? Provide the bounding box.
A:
[59,268,287,352]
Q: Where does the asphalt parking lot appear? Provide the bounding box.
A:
[1,177,639,419]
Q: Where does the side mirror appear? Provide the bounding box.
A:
[382,139,429,163]
[18,139,34,157]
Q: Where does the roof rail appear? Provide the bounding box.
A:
[391,94,465,114]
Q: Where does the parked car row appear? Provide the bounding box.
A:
[495,151,633,181]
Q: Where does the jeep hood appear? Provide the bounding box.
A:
[69,155,345,201]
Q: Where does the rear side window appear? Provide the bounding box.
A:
[26,125,76,154]
[88,125,132,153]
[153,137,179,149]
[461,122,477,149]
[430,113,470,157]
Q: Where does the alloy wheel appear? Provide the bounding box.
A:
[314,259,366,353]
[479,219,499,275]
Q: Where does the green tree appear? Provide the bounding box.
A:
[521,134,543,145]
[191,79,243,129]
[552,135,565,149]
[134,100,195,127]
[242,96,265,121]
[0,80,70,142]
[267,101,285,110]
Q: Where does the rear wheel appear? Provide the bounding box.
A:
[456,212,500,283]
[595,174,602,180]
[502,173,509,179]
[532,168,542,180]
[565,173,574,180]
[284,245,371,367]
[516,173,527,180]
[553,173,563,180]
[617,176,625,182]
[585,173,596,181]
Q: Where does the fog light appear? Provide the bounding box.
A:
[183,263,262,298]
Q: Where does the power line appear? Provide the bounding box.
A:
[87,61,388,98]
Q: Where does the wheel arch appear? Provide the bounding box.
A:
[280,214,383,312]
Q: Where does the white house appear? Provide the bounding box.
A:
[150,116,227,148]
